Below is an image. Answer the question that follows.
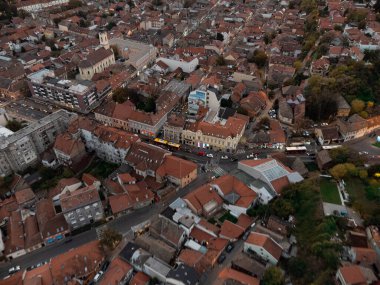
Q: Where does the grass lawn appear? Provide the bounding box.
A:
[219,211,238,224]
[373,142,380,148]
[84,159,119,179]
[320,178,341,205]
[345,178,380,221]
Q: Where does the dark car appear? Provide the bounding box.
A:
[101,261,110,272]
[242,231,250,241]
[217,254,226,264]
[64,237,73,243]
[230,157,238,162]
[226,243,234,253]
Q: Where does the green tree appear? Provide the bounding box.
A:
[262,267,285,285]
[272,199,294,219]
[6,120,25,132]
[288,258,307,278]
[216,55,226,66]
[248,50,268,68]
[330,164,347,179]
[350,99,365,114]
[99,227,122,250]
[144,97,156,113]
[67,0,83,9]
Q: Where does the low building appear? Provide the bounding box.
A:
[337,114,368,141]
[156,56,199,73]
[183,184,223,218]
[50,240,105,284]
[3,211,26,259]
[149,216,186,250]
[143,256,171,283]
[316,150,333,170]
[315,127,342,145]
[239,91,267,118]
[156,155,198,188]
[211,175,257,217]
[336,95,351,117]
[166,263,200,285]
[60,185,104,229]
[335,265,377,285]
[36,199,70,245]
[53,133,86,166]
[99,257,133,285]
[244,232,283,265]
[125,142,171,178]
[238,158,304,198]
[215,268,260,285]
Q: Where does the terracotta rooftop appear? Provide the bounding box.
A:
[60,185,100,212]
[246,232,283,261]
[156,155,197,180]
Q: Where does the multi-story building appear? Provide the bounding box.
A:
[163,115,185,143]
[182,115,247,153]
[60,185,104,230]
[0,110,76,176]
[27,69,106,113]
[94,92,179,138]
[16,0,69,12]
[187,88,220,116]
[68,116,140,164]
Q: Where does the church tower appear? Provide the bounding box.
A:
[99,31,109,50]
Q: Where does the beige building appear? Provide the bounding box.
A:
[78,33,114,80]
[182,115,248,153]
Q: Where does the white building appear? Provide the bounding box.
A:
[238,158,304,197]
[244,232,283,265]
[156,56,199,73]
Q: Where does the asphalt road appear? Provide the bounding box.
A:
[0,173,209,279]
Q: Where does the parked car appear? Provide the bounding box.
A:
[242,231,250,241]
[9,266,20,274]
[197,151,206,156]
[226,243,234,253]
[221,155,228,159]
[206,153,214,158]
[217,254,226,264]
[94,271,104,282]
[101,261,110,272]
[230,157,238,162]
[247,153,254,158]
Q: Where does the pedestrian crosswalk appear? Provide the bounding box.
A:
[236,149,246,154]
[213,166,226,177]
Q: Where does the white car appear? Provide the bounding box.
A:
[9,266,20,274]
[94,270,104,282]
[321,122,329,126]
[206,154,214,158]
[247,154,254,158]
[221,155,229,159]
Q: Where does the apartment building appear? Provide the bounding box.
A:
[60,185,104,229]
[27,69,105,113]
[0,110,76,176]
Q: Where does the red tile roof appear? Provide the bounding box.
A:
[215,268,260,285]
[246,232,283,261]
[219,220,245,240]
[156,156,197,179]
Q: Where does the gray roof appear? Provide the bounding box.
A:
[167,263,200,285]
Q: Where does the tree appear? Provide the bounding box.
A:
[262,267,285,285]
[272,199,294,219]
[144,97,156,113]
[67,0,83,9]
[99,228,122,250]
[351,99,365,114]
[215,55,226,66]
[330,164,347,179]
[288,258,307,278]
[248,50,268,68]
[6,120,24,132]
[107,21,116,31]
